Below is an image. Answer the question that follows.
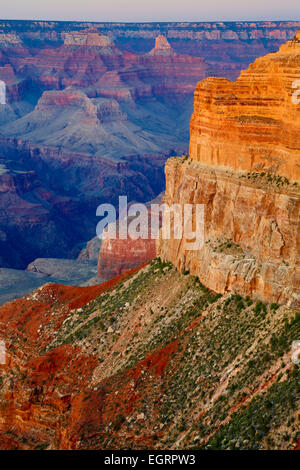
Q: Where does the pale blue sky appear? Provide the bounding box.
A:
[1,0,299,22]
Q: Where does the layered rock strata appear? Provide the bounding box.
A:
[97,194,163,280]
[159,34,300,307]
[189,32,300,182]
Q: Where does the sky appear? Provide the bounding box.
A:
[0,0,299,23]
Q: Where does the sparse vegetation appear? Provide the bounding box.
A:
[0,259,299,450]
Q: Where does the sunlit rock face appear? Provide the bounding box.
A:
[189,33,300,183]
[159,34,300,307]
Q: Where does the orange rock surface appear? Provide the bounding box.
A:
[159,33,300,307]
[159,157,300,306]
[189,32,300,182]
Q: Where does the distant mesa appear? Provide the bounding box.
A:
[62,29,114,48]
[34,88,99,120]
[37,88,93,109]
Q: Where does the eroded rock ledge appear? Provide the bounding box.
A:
[158,157,300,306]
[189,33,300,183]
[159,33,300,307]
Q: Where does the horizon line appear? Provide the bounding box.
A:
[0,17,300,24]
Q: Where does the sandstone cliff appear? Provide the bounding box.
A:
[159,34,300,307]
[97,194,163,280]
[189,32,300,182]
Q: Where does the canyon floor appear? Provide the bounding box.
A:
[0,258,299,450]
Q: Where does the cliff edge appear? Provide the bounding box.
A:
[159,33,300,307]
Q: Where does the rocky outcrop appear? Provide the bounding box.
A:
[189,33,300,183]
[159,158,300,306]
[97,195,163,280]
[149,35,172,55]
[98,235,156,280]
[135,35,205,96]
[159,35,300,307]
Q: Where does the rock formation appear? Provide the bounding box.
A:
[98,234,156,280]
[149,35,172,55]
[97,194,163,280]
[190,32,300,182]
[159,34,300,307]
[62,29,114,48]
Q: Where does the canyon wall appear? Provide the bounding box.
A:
[190,30,300,183]
[1,20,300,276]
[0,138,167,268]
[1,20,300,80]
[159,33,300,307]
[97,194,163,280]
